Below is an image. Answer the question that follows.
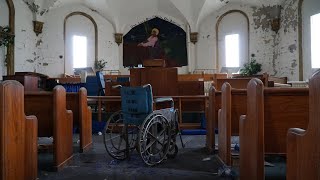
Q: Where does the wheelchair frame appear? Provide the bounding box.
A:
[103,84,182,166]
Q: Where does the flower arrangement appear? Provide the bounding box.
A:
[94,59,107,71]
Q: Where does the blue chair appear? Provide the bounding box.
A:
[103,84,182,166]
[96,71,105,96]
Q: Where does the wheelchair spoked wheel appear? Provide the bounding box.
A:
[103,111,138,160]
[139,113,171,166]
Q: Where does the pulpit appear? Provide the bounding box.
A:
[143,59,166,67]
[130,67,178,96]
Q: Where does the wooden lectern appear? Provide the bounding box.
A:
[143,59,166,67]
[130,67,178,96]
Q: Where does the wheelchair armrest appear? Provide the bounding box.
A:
[154,97,174,108]
[112,85,122,89]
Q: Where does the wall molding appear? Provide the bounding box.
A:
[6,0,15,75]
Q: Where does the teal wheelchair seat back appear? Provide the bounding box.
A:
[121,85,153,125]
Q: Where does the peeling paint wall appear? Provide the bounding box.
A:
[0,0,9,79]
[198,3,280,75]
[8,2,117,77]
[40,4,118,77]
[13,0,38,74]
[197,1,300,80]
[275,0,299,80]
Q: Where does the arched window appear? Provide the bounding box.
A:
[216,11,249,72]
[301,0,320,79]
[64,12,97,75]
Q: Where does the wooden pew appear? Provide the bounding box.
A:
[0,80,38,180]
[214,74,269,91]
[218,83,246,166]
[239,79,309,179]
[287,70,320,180]
[207,87,221,153]
[178,81,204,95]
[66,88,92,152]
[178,73,227,82]
[25,85,73,171]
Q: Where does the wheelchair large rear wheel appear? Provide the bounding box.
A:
[139,113,171,166]
[103,111,138,160]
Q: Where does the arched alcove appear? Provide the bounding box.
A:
[123,17,187,67]
[215,10,250,71]
[64,12,97,75]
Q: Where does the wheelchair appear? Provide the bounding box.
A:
[103,84,183,166]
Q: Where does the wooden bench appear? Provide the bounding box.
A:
[214,74,269,91]
[287,70,320,180]
[218,83,246,165]
[66,88,92,152]
[178,73,227,82]
[0,80,38,180]
[239,79,309,179]
[25,85,73,171]
[207,87,221,153]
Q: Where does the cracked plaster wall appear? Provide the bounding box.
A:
[40,4,118,77]
[8,2,117,77]
[13,0,39,75]
[198,3,277,75]
[197,1,300,80]
[0,0,9,79]
[275,0,299,80]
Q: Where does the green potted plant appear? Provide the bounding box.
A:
[239,54,262,76]
[0,26,15,66]
[0,26,14,47]
[94,59,107,71]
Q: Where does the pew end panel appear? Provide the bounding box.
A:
[79,88,92,152]
[239,78,265,180]
[25,115,38,180]
[218,83,232,166]
[207,86,220,153]
[25,85,74,172]
[286,70,320,180]
[66,88,93,153]
[54,86,74,171]
[0,80,38,180]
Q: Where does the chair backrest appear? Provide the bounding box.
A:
[96,71,105,96]
[121,85,153,125]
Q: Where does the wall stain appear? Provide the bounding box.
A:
[291,59,297,68]
[282,0,298,33]
[288,44,296,53]
[252,5,281,31]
